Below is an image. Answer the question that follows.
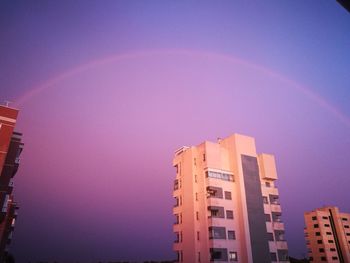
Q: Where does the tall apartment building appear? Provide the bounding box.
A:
[172,134,289,263]
[304,206,350,262]
[0,105,23,261]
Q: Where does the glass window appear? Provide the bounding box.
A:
[206,170,234,182]
[210,248,228,261]
[263,196,268,204]
[224,191,232,200]
[226,210,234,219]
[267,232,274,241]
[209,227,226,239]
[228,231,236,240]
[207,186,223,199]
[174,179,179,190]
[229,252,237,261]
[270,253,277,261]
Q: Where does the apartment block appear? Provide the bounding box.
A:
[304,206,350,262]
[172,134,289,263]
[0,105,23,260]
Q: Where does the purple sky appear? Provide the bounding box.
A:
[1,1,350,262]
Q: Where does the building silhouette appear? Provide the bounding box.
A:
[304,206,350,262]
[172,134,289,263]
[0,105,23,261]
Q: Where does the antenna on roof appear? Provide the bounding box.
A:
[3,100,11,107]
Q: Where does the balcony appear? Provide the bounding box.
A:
[276,241,288,250]
[272,222,285,230]
[270,204,282,213]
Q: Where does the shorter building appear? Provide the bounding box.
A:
[0,105,23,260]
[304,206,350,262]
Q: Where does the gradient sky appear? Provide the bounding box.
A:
[1,1,350,262]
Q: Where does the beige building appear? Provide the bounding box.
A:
[172,134,289,263]
[304,206,350,262]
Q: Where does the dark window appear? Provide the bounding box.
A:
[314,224,319,228]
[322,216,328,220]
[267,232,274,241]
[265,182,271,187]
[203,154,206,162]
[270,253,277,261]
[208,206,225,218]
[344,225,350,229]
[324,224,330,227]
[332,257,338,260]
[274,230,285,241]
[328,240,334,243]
[330,248,336,252]
[317,240,322,244]
[346,233,350,236]
[174,232,179,243]
[175,164,179,174]
[265,214,271,222]
[194,174,197,183]
[277,250,288,261]
[315,232,321,236]
[174,197,179,207]
[210,248,228,261]
[226,210,234,219]
[312,216,317,220]
[319,248,324,252]
[196,212,199,220]
[272,212,282,222]
[269,194,280,205]
[197,231,200,241]
[342,218,348,221]
[195,193,198,201]
[198,252,200,262]
[207,186,223,199]
[174,179,179,190]
[263,196,268,204]
[326,232,332,235]
[209,227,226,240]
[321,257,326,261]
[229,252,237,261]
[224,191,232,200]
[309,257,313,261]
[228,230,236,240]
[174,214,179,225]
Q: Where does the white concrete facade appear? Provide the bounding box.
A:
[172,134,289,263]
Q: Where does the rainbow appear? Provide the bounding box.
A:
[14,48,350,128]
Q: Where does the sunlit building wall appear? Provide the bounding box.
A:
[304,206,350,262]
[172,134,289,263]
[0,105,23,260]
